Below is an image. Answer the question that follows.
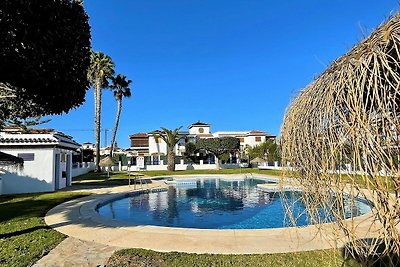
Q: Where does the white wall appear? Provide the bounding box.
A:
[148,135,183,156]
[71,162,95,177]
[148,136,168,155]
[0,148,55,194]
[189,125,210,134]
[0,153,54,197]
[146,163,219,171]
[0,147,78,195]
[243,135,267,148]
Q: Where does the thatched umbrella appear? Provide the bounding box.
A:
[250,157,265,164]
[99,156,116,177]
[280,12,400,264]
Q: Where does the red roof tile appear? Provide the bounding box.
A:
[130,133,148,138]
[248,130,275,136]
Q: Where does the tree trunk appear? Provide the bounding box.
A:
[94,79,102,172]
[109,98,122,157]
[216,157,222,170]
[167,151,175,171]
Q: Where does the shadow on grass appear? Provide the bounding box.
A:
[342,238,400,267]
[0,225,50,239]
[0,192,90,223]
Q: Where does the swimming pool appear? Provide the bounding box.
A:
[97,177,372,229]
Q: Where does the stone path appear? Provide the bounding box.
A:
[33,237,117,267]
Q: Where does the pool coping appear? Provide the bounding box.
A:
[45,174,380,254]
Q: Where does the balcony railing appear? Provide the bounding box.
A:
[130,144,149,148]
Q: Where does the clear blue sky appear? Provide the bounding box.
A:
[43,0,399,148]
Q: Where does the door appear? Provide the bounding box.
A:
[66,154,72,186]
[54,154,61,190]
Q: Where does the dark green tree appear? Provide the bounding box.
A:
[0,0,91,122]
[5,117,51,133]
[184,142,197,163]
[247,139,280,162]
[196,137,240,168]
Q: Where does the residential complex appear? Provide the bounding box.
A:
[128,121,275,167]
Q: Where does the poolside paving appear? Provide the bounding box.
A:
[33,237,117,267]
[36,175,381,265]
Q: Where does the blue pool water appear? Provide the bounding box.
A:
[97,177,372,229]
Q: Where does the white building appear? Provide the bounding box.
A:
[128,121,275,169]
[0,129,81,194]
[213,130,272,152]
[148,131,187,165]
[81,142,95,150]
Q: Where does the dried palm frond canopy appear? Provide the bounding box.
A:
[281,12,400,265]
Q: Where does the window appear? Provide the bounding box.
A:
[198,128,204,133]
[18,153,34,161]
[239,138,244,143]
[255,137,261,142]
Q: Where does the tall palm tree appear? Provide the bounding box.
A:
[152,127,183,171]
[87,51,115,172]
[109,74,132,156]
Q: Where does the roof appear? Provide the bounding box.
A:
[248,130,275,136]
[2,126,55,134]
[129,132,148,138]
[196,134,214,138]
[147,131,189,136]
[213,131,248,137]
[188,121,210,128]
[102,146,122,151]
[0,132,80,150]
[213,130,276,137]
[0,137,58,144]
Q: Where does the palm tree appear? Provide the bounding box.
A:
[109,74,132,156]
[87,51,115,172]
[152,127,183,171]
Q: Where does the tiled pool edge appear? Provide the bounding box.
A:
[44,175,379,254]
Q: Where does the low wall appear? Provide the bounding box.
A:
[71,162,95,177]
[145,164,219,171]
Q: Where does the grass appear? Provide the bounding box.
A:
[107,248,360,267]
[0,191,90,267]
[72,168,283,186]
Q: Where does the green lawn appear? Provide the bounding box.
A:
[0,191,90,267]
[107,248,360,267]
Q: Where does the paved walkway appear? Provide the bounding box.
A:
[33,237,117,267]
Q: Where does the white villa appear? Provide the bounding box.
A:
[128,121,275,170]
[0,128,93,195]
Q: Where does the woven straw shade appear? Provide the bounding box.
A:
[99,156,116,167]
